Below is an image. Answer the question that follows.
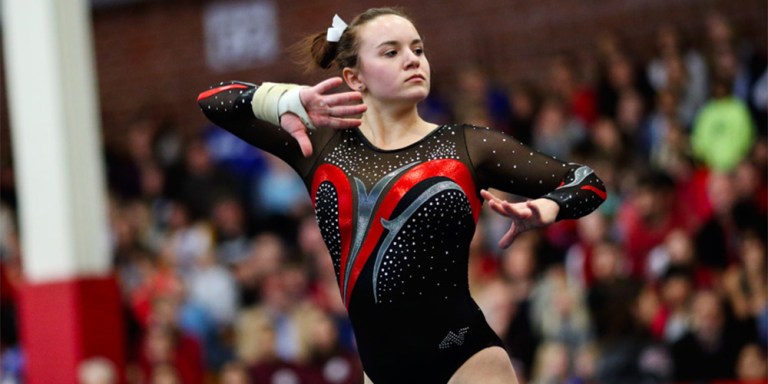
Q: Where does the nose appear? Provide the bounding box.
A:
[404,49,420,69]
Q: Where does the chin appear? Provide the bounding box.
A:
[404,87,430,103]
[378,87,430,105]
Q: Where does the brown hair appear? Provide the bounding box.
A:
[293,7,413,71]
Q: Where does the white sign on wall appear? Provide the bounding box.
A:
[204,0,278,72]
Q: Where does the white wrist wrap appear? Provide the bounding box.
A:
[278,86,315,130]
[251,82,315,129]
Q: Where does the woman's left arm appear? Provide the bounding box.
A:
[464,126,606,246]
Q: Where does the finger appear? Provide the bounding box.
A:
[499,201,533,219]
[487,199,510,217]
[312,77,344,94]
[323,91,364,106]
[282,116,314,157]
[480,189,503,206]
[290,129,313,157]
[328,104,367,118]
[498,223,519,249]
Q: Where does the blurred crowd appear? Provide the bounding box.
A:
[1,10,767,384]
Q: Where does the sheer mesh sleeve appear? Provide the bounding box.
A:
[197,81,334,177]
[464,125,606,220]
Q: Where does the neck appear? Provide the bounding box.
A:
[359,98,435,149]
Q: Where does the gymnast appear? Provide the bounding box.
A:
[198,7,605,383]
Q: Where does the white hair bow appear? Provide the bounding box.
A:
[326,14,348,43]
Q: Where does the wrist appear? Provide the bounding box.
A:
[252,83,314,129]
[278,86,315,129]
[537,198,561,223]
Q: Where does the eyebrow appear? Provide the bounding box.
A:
[377,38,423,48]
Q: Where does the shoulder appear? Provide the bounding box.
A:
[459,123,523,144]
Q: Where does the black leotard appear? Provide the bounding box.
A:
[198,81,606,383]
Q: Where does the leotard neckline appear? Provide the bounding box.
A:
[352,124,447,153]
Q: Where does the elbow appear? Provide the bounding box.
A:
[579,174,607,201]
[546,166,607,220]
[196,81,256,123]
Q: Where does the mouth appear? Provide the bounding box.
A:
[406,74,426,82]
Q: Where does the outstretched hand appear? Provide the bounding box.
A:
[480,189,560,249]
[280,77,367,157]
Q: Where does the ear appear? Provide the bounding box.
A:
[343,67,364,91]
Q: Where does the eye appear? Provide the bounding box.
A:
[384,50,397,57]
[413,47,425,55]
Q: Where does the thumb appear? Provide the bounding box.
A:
[282,116,314,157]
[290,129,313,157]
[498,222,519,249]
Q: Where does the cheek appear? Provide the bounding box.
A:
[359,60,384,81]
[362,64,399,92]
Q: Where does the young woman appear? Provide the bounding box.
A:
[198,8,606,383]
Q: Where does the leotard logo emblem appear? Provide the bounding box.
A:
[439,326,469,349]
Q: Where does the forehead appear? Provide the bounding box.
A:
[357,14,421,47]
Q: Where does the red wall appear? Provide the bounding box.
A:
[2,0,766,158]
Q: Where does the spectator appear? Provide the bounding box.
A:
[694,171,749,268]
[202,122,269,180]
[495,231,541,377]
[656,265,695,343]
[670,289,750,381]
[530,266,592,353]
[616,171,689,279]
[251,153,311,220]
[735,343,768,382]
[529,341,571,384]
[140,321,203,384]
[564,212,612,289]
[452,64,514,133]
[615,89,649,154]
[235,267,316,364]
[210,196,251,265]
[239,319,308,383]
[646,229,715,287]
[219,360,252,384]
[646,25,709,126]
[722,230,768,342]
[231,232,288,307]
[567,343,599,384]
[547,54,598,126]
[643,88,683,163]
[532,97,587,160]
[159,201,213,281]
[691,77,756,172]
[301,309,364,384]
[589,118,633,174]
[187,251,238,326]
[169,137,242,220]
[149,363,182,384]
[137,163,174,251]
[588,275,671,383]
[508,81,539,145]
[596,52,652,122]
[77,357,117,384]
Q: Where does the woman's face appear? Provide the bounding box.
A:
[349,15,431,105]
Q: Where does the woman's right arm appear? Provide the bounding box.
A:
[198,80,313,171]
[197,78,365,174]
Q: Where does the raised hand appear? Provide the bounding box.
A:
[480,189,560,249]
[280,77,367,157]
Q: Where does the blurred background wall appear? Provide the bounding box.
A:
[3,0,764,157]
